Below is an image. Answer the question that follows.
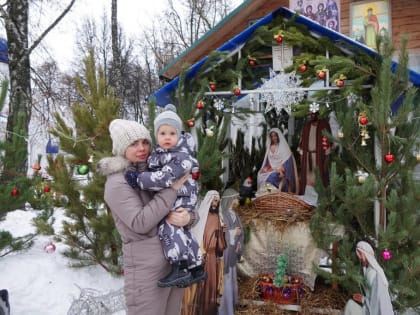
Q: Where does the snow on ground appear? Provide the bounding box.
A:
[0,208,124,315]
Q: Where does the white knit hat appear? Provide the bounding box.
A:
[109,119,152,156]
[154,110,182,138]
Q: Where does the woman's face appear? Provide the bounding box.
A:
[125,139,151,163]
[270,131,279,144]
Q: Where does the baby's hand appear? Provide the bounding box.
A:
[125,170,139,188]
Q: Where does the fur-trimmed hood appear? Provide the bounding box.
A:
[97,156,131,177]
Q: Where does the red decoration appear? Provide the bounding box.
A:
[322,136,329,150]
[359,116,368,125]
[196,100,204,109]
[258,274,303,305]
[249,59,255,67]
[209,82,216,91]
[44,242,56,254]
[275,35,283,43]
[381,249,392,260]
[336,79,344,87]
[317,70,326,80]
[233,88,241,96]
[187,119,195,127]
[191,167,200,180]
[299,64,307,73]
[11,188,19,197]
[384,153,394,163]
[43,186,51,193]
[32,164,41,171]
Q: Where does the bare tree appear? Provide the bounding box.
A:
[0,0,76,174]
[143,0,236,74]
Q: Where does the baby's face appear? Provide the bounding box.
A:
[157,125,179,149]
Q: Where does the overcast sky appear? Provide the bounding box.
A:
[36,0,167,70]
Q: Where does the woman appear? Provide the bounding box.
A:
[97,119,194,315]
[257,128,299,193]
[182,190,226,315]
[343,241,394,315]
[218,188,244,315]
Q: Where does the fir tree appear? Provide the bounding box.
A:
[307,39,420,311]
[47,52,123,274]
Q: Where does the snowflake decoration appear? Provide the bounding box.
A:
[259,69,305,115]
[212,98,225,111]
[309,102,320,113]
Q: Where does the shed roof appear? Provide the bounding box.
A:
[150,6,420,107]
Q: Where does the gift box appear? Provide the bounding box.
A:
[257,275,304,305]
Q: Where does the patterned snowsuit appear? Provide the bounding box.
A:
[137,132,202,267]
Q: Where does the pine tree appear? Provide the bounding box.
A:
[307,39,420,311]
[47,52,123,274]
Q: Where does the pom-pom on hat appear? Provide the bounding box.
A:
[154,110,183,138]
[109,119,152,156]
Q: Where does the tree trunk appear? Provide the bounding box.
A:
[5,0,31,174]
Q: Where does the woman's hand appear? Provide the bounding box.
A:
[171,173,189,190]
[166,208,191,227]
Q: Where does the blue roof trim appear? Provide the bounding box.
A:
[149,7,420,107]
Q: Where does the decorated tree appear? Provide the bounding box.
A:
[47,52,122,274]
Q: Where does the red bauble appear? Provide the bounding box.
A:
[359,116,368,125]
[275,35,283,43]
[11,188,19,197]
[317,71,326,80]
[191,167,200,180]
[299,64,307,72]
[234,88,241,96]
[336,79,344,87]
[249,59,255,67]
[43,186,51,193]
[209,83,216,91]
[196,100,204,109]
[187,119,195,127]
[384,153,394,163]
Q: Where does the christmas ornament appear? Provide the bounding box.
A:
[336,79,344,87]
[77,164,90,175]
[32,163,41,171]
[46,138,59,154]
[43,186,51,193]
[205,127,214,137]
[317,69,326,80]
[381,249,392,260]
[259,69,305,115]
[358,113,368,125]
[335,74,346,88]
[209,82,216,91]
[249,59,255,67]
[11,188,19,197]
[187,119,195,127]
[44,242,56,254]
[282,287,292,299]
[338,129,344,138]
[233,87,241,96]
[275,35,283,43]
[355,170,369,184]
[196,100,204,109]
[322,136,329,150]
[309,102,320,113]
[384,153,394,163]
[88,155,94,163]
[299,64,307,73]
[191,167,200,180]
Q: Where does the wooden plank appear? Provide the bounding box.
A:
[238,299,343,314]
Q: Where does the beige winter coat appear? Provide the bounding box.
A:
[97,156,184,315]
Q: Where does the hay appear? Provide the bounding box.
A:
[237,275,348,315]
